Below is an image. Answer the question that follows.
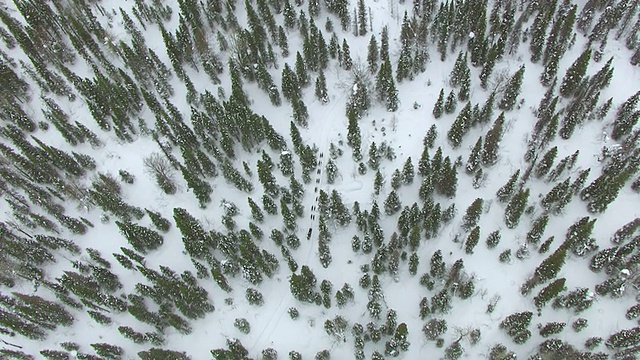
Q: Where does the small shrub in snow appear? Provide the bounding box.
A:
[288,307,299,320]
[585,337,603,350]
[246,288,264,306]
[499,249,511,263]
[234,318,251,334]
[262,348,278,360]
[539,322,566,337]
[488,343,515,360]
[626,304,640,320]
[315,349,330,360]
[444,340,463,360]
[572,318,588,332]
[423,318,447,340]
[289,350,302,360]
[486,230,501,249]
[40,350,70,360]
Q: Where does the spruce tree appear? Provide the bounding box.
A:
[504,188,529,229]
[498,65,525,110]
[466,137,483,174]
[447,102,472,148]
[342,39,353,70]
[462,198,484,231]
[433,88,445,119]
[444,90,457,114]
[384,190,402,215]
[357,0,367,36]
[534,278,566,309]
[295,51,309,87]
[367,35,379,73]
[535,146,558,178]
[482,112,505,165]
[465,226,481,254]
[315,71,329,104]
[559,48,591,97]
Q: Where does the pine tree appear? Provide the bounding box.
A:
[527,214,549,245]
[402,157,414,184]
[504,188,529,229]
[315,71,329,104]
[536,146,558,178]
[447,102,472,148]
[444,90,457,114]
[433,88,445,119]
[292,97,309,127]
[462,198,484,231]
[466,137,483,174]
[465,226,481,254]
[533,244,568,285]
[565,216,597,256]
[295,51,309,87]
[342,39,353,70]
[347,110,363,161]
[498,65,525,110]
[380,26,390,63]
[357,0,367,36]
[534,278,566,309]
[560,48,591,97]
[611,110,640,141]
[367,35,379,73]
[482,112,505,166]
[384,190,402,215]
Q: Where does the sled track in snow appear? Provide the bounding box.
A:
[250,91,346,351]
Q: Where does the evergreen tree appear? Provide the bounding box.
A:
[295,51,309,87]
[402,157,414,184]
[498,65,525,110]
[465,226,481,254]
[482,112,505,165]
[444,90,457,114]
[533,244,568,285]
[433,88,445,119]
[347,109,363,159]
[384,190,402,215]
[375,58,399,111]
[430,250,445,278]
[536,146,558,178]
[447,102,472,148]
[462,198,484,231]
[277,26,290,57]
[281,64,300,102]
[486,230,501,249]
[380,26,390,63]
[367,35,379,73]
[534,278,566,309]
[466,137,483,174]
[560,48,591,97]
[315,71,329,104]
[342,39,353,70]
[357,0,367,35]
[527,214,549,245]
[504,188,529,229]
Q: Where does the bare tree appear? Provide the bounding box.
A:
[143,153,177,194]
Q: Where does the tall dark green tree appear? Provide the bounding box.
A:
[560,48,591,98]
[504,187,529,229]
[433,88,445,119]
[482,112,505,165]
[367,35,379,73]
[498,65,525,110]
[447,102,472,148]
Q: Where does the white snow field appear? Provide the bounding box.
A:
[0,0,640,359]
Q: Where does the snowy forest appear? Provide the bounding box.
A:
[0,0,640,358]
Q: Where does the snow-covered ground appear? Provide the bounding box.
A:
[1,0,640,359]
